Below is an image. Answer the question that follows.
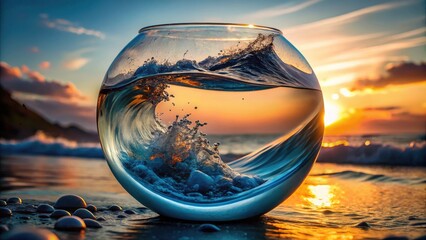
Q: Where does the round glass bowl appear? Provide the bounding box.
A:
[97,23,324,221]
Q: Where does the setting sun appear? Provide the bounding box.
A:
[324,101,341,127]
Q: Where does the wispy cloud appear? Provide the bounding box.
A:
[330,36,426,61]
[62,58,90,70]
[247,0,321,19]
[40,14,105,39]
[387,27,426,41]
[299,33,384,51]
[316,56,409,73]
[285,1,409,33]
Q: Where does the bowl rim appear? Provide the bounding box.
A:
[139,22,282,34]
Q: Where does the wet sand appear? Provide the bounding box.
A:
[1,155,425,239]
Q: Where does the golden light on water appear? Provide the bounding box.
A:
[305,185,337,208]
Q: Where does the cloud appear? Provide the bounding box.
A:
[39,61,51,70]
[0,62,86,100]
[352,62,426,90]
[247,0,321,19]
[330,36,426,62]
[315,56,409,75]
[40,14,105,39]
[388,27,426,41]
[299,32,384,51]
[62,58,90,70]
[325,108,425,135]
[285,1,409,34]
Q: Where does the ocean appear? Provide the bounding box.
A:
[1,133,425,166]
[0,133,425,239]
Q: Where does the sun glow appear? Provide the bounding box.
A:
[324,101,341,126]
[305,185,336,208]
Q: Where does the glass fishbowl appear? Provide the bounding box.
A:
[97,23,324,221]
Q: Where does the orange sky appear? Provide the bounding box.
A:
[0,0,425,135]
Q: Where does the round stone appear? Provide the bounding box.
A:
[117,215,126,219]
[6,197,22,205]
[36,204,55,213]
[1,227,59,240]
[198,223,221,232]
[83,219,102,228]
[0,200,7,206]
[54,216,86,231]
[356,221,371,228]
[50,210,71,219]
[124,209,137,214]
[187,170,214,193]
[38,214,50,218]
[86,204,97,213]
[0,207,12,217]
[73,208,96,220]
[108,205,122,211]
[96,217,106,221]
[54,195,87,211]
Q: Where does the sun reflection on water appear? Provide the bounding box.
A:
[304,185,339,208]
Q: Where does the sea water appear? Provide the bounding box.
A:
[97,33,324,219]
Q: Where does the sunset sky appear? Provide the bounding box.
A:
[0,0,425,135]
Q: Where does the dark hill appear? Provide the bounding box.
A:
[0,85,98,142]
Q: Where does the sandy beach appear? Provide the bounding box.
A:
[1,154,425,240]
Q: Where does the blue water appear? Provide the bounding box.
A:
[0,133,424,166]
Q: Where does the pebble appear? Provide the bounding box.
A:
[19,216,31,220]
[117,214,126,219]
[54,216,86,231]
[50,210,71,219]
[36,204,55,213]
[356,221,371,228]
[86,204,97,212]
[198,223,221,232]
[124,209,137,214]
[0,224,9,233]
[0,207,12,217]
[54,195,87,211]
[96,217,106,221]
[1,227,59,240]
[38,214,50,218]
[6,197,22,205]
[0,200,7,206]
[73,208,96,220]
[323,210,334,215]
[83,218,103,228]
[109,205,123,211]
[187,170,214,193]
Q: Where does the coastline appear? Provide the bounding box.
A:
[1,155,425,239]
